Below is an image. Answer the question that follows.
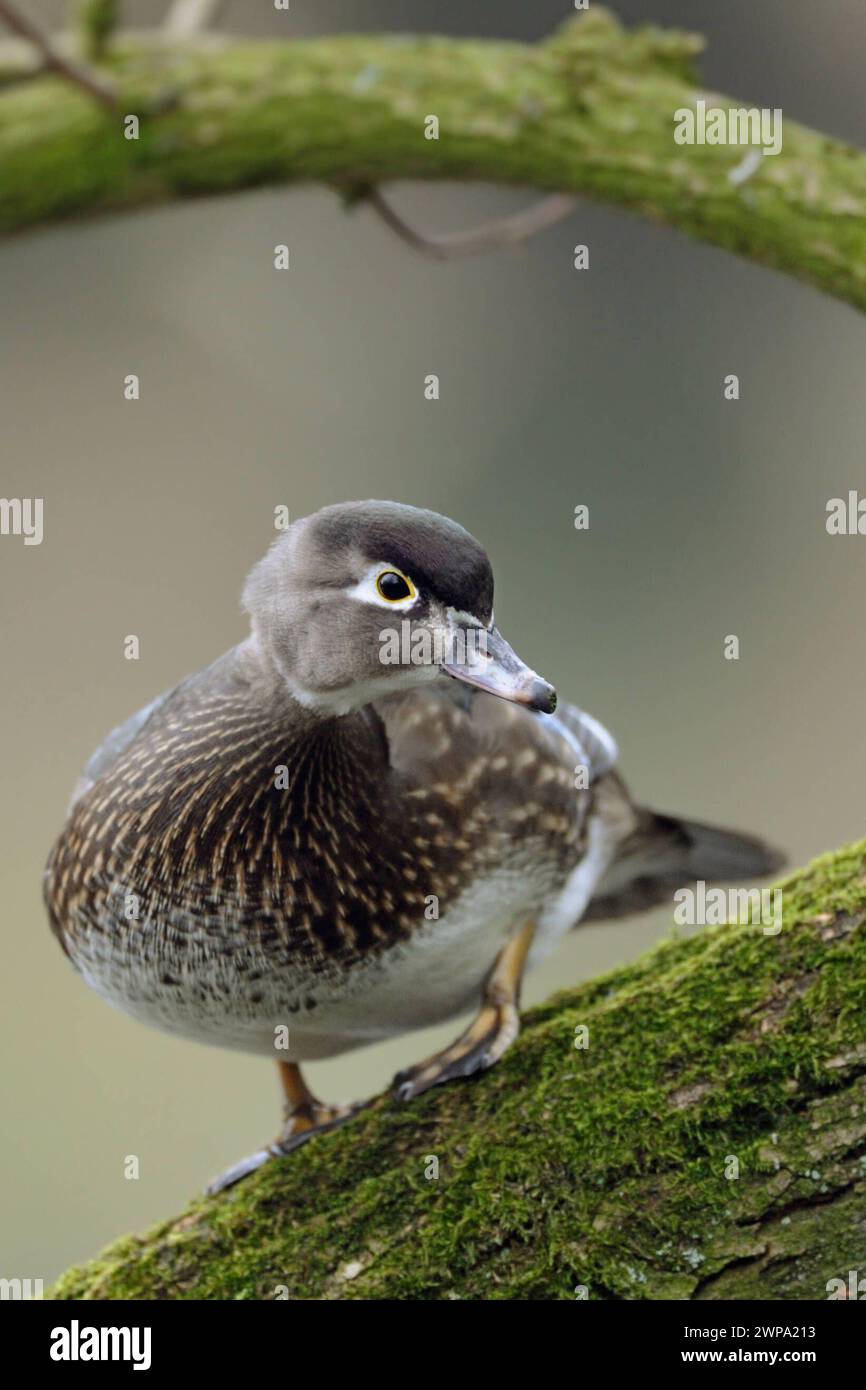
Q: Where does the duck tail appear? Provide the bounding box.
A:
[582,808,786,922]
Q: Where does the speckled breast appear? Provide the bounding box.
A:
[44,688,585,1054]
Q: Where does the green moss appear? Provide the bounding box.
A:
[51,839,866,1300]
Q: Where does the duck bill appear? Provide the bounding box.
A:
[442,625,556,714]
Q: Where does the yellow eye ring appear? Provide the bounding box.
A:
[376,570,416,603]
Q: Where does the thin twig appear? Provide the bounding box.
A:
[164,0,226,37]
[363,187,577,260]
[0,0,116,109]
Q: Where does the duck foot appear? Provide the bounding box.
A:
[392,998,519,1102]
[205,1063,366,1195]
[392,919,537,1102]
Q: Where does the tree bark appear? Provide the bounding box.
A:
[1,9,866,311]
[51,839,866,1300]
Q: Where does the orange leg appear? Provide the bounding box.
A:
[274,1061,364,1148]
[205,1062,366,1195]
[206,924,537,1193]
[392,920,537,1102]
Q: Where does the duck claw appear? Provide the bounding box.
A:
[205,1099,367,1194]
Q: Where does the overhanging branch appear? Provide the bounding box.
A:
[1,8,865,312]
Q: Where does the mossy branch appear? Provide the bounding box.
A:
[53,839,866,1300]
[1,9,865,309]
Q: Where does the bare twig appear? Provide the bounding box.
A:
[0,0,115,109]
[362,187,577,260]
[164,0,226,37]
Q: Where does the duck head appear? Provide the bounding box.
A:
[243,500,557,718]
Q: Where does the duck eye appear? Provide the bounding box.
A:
[376,570,415,602]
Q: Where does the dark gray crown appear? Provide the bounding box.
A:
[308,500,494,622]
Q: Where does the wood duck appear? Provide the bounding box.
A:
[44,501,782,1192]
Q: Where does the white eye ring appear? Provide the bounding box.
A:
[347,563,419,612]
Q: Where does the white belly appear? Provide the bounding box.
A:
[73,821,617,1062]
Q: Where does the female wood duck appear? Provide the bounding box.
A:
[44,501,782,1191]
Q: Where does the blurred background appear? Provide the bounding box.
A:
[2,0,865,1286]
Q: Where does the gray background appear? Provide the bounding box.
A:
[2,1,865,1284]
